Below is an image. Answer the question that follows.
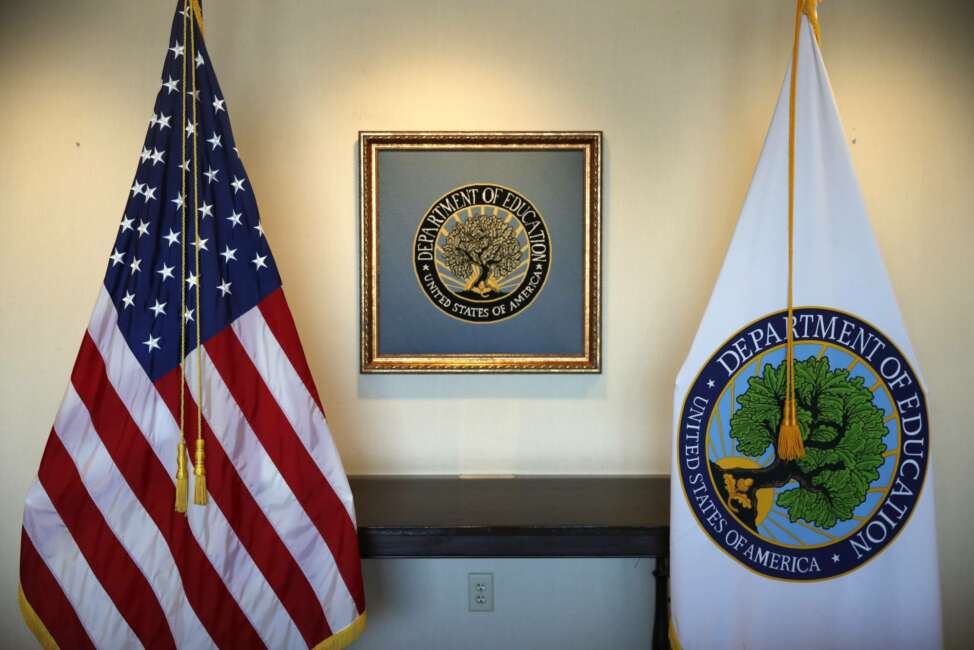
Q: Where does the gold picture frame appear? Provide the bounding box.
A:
[360,131,602,373]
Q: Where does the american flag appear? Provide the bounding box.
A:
[19,2,365,648]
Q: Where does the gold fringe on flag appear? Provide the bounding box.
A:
[312,613,368,650]
[18,586,58,650]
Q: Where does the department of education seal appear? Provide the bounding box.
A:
[413,183,551,323]
[677,308,928,580]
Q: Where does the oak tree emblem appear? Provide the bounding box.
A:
[442,213,522,299]
[712,356,887,531]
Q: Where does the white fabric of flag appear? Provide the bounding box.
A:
[670,13,942,650]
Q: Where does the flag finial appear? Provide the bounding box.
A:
[191,0,205,35]
[803,0,822,44]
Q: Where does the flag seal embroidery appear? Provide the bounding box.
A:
[677,307,928,580]
[412,183,551,323]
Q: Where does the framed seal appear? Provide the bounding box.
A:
[360,132,601,373]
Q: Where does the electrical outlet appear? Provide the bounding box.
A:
[468,572,494,612]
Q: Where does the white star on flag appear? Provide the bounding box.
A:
[143,334,161,352]
[149,300,167,318]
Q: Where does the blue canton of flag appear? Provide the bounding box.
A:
[109,3,281,380]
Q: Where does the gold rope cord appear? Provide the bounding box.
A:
[175,0,190,513]
[189,4,208,506]
[777,0,813,461]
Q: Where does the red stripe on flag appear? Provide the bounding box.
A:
[71,335,265,649]
[38,432,177,650]
[155,368,333,645]
[205,326,366,613]
[258,288,325,412]
[20,528,96,650]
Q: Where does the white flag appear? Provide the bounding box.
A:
[669,11,942,650]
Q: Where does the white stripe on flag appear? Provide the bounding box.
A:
[23,481,143,650]
[88,288,178,476]
[86,287,305,649]
[185,345,360,633]
[53,384,217,650]
[183,504,305,650]
[231,309,356,524]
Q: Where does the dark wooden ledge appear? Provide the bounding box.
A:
[350,476,670,558]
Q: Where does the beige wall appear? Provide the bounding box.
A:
[1,0,971,647]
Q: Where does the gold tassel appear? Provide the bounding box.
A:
[175,441,188,513]
[193,438,208,505]
[777,397,805,461]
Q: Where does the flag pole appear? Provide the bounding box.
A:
[175,0,191,513]
[189,0,208,507]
